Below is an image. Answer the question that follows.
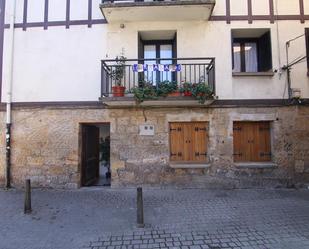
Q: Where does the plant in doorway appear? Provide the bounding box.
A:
[99,136,111,179]
[111,55,127,97]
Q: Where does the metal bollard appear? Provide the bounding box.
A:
[137,187,144,228]
[24,179,32,214]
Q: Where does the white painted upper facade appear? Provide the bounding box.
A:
[1,0,309,102]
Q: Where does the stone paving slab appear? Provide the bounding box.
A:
[0,188,309,249]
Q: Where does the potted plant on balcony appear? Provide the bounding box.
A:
[111,56,126,97]
[132,82,157,103]
[180,82,193,96]
[157,81,181,97]
[191,83,213,104]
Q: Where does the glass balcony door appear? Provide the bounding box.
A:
[142,41,175,85]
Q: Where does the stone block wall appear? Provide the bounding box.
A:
[0,105,308,188]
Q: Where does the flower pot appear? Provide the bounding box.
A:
[168,91,181,97]
[183,91,192,97]
[112,86,126,97]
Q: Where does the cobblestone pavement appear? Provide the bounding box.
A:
[0,188,309,249]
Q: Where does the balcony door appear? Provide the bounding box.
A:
[139,37,177,84]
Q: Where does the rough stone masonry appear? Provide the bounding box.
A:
[0,105,308,189]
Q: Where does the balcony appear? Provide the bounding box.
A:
[100,57,216,107]
[100,0,216,23]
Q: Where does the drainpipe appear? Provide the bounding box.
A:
[285,42,292,99]
[5,0,16,189]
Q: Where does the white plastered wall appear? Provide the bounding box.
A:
[1,0,309,102]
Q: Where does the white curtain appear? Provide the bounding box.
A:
[245,43,258,72]
[233,43,241,73]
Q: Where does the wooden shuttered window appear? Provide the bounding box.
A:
[305,28,309,76]
[233,122,271,162]
[170,122,208,163]
[257,31,272,72]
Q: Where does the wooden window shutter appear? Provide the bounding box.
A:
[255,122,271,162]
[258,31,272,72]
[305,28,309,76]
[192,123,208,162]
[233,122,271,162]
[170,122,208,163]
[233,122,245,162]
[169,123,184,161]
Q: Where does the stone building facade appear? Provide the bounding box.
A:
[0,103,308,188]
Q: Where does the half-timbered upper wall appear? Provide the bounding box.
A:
[212,0,308,22]
[1,0,309,102]
[4,0,309,27]
[4,0,104,27]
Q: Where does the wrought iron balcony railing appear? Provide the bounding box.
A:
[101,57,215,97]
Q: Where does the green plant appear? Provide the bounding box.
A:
[156,81,178,97]
[132,82,157,103]
[110,56,126,86]
[191,83,213,104]
[180,82,193,93]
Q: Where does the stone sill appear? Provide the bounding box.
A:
[100,96,215,108]
[232,72,275,77]
[235,162,278,169]
[170,163,210,169]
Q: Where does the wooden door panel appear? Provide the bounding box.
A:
[170,123,184,161]
[192,123,208,162]
[82,125,100,186]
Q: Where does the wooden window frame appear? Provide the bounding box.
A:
[233,38,259,73]
[232,30,273,73]
[305,28,309,76]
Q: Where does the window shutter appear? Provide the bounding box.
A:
[233,122,271,162]
[192,123,208,162]
[169,123,184,161]
[256,122,271,162]
[233,123,245,162]
[258,31,272,72]
[170,122,208,163]
[305,28,309,75]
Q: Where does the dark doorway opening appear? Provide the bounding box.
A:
[81,123,111,187]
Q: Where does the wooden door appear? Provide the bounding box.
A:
[233,122,271,162]
[170,122,208,163]
[82,125,100,186]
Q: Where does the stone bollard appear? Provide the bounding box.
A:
[24,179,32,214]
[137,187,144,228]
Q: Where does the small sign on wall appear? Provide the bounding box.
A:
[139,125,155,136]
